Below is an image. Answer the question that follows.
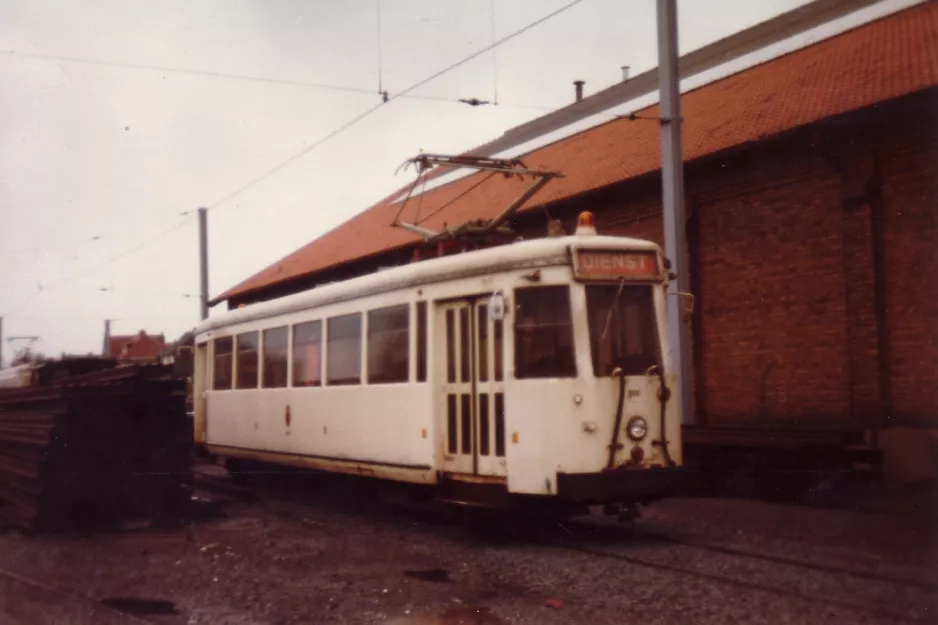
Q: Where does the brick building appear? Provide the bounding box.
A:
[106,330,167,363]
[211,3,937,481]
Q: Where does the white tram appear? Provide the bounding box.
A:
[192,213,687,511]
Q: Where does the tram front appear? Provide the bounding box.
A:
[506,211,688,509]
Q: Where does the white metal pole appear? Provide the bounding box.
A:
[657,0,695,425]
[198,207,209,321]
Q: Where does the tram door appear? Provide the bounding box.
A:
[437,298,507,478]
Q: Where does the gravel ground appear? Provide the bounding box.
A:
[0,468,934,625]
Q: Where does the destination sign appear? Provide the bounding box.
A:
[573,249,660,280]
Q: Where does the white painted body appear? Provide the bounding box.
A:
[193,234,683,498]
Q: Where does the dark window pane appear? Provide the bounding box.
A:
[494,392,505,457]
[494,319,503,382]
[447,394,457,454]
[292,320,322,386]
[477,305,488,382]
[479,393,490,456]
[514,285,576,378]
[367,305,409,384]
[262,326,289,388]
[235,331,259,389]
[212,337,233,390]
[446,309,455,383]
[460,393,472,454]
[459,307,470,383]
[416,302,427,382]
[327,313,362,385]
[586,285,660,377]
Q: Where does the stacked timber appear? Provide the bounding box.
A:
[0,363,192,532]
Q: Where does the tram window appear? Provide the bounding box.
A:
[262,326,289,388]
[212,337,233,390]
[235,331,259,389]
[416,301,427,383]
[514,285,576,378]
[327,313,362,385]
[292,320,322,387]
[367,304,409,384]
[586,285,659,377]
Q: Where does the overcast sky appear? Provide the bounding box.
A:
[0,0,812,364]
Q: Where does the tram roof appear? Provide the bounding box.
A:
[211,1,938,307]
[195,234,658,335]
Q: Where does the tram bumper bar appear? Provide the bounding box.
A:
[555,467,698,503]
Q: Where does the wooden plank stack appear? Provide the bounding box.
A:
[0,363,192,532]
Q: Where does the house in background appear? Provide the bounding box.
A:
[106,330,166,363]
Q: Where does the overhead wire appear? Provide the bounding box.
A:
[491,0,499,105]
[206,0,586,211]
[2,216,194,317]
[376,0,384,96]
[2,0,588,316]
[3,48,537,110]
[205,102,385,210]
[4,49,389,99]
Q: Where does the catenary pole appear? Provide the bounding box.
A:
[198,207,209,321]
[657,0,694,425]
[102,319,111,357]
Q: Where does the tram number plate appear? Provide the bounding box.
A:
[573,249,659,280]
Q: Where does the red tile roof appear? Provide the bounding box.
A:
[213,2,938,305]
[107,331,166,362]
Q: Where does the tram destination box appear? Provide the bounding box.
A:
[571,248,661,281]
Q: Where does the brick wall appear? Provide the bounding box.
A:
[577,92,937,428]
[878,125,938,425]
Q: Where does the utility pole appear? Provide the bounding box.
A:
[198,207,209,321]
[657,0,694,425]
[103,319,111,357]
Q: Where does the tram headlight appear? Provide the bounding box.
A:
[626,416,648,441]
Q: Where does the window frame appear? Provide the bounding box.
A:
[235,331,260,390]
[366,304,410,385]
[415,301,427,383]
[261,326,289,389]
[326,312,363,386]
[585,283,661,378]
[512,284,577,379]
[292,319,323,388]
[212,336,234,390]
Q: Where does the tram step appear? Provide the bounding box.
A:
[436,477,509,509]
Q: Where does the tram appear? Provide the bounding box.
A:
[192,212,687,511]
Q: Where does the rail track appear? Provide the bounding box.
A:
[549,541,932,623]
[195,461,937,623]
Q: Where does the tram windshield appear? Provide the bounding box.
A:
[514,285,577,378]
[586,284,660,377]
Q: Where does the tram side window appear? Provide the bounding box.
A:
[212,337,233,390]
[416,301,427,383]
[262,326,289,388]
[235,331,259,389]
[514,285,577,378]
[585,285,659,377]
[327,313,362,385]
[367,304,409,384]
[292,320,322,387]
